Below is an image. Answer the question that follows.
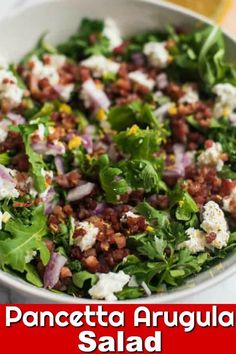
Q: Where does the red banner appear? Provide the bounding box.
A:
[0,305,235,353]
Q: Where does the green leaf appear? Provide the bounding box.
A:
[0,153,11,165]
[136,202,169,228]
[116,287,144,300]
[18,125,46,192]
[25,264,43,287]
[0,206,49,273]
[99,166,129,203]
[72,271,98,289]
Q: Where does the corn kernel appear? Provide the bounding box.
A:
[223,107,230,116]
[59,103,72,114]
[168,104,177,116]
[68,136,82,150]
[128,124,139,136]
[2,212,11,223]
[96,108,107,121]
[146,225,154,232]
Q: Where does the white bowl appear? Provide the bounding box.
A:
[1,0,236,303]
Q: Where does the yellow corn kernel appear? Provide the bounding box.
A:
[169,154,175,162]
[68,136,82,150]
[96,108,107,121]
[146,225,154,233]
[168,104,177,116]
[2,212,11,223]
[59,103,72,114]
[223,107,230,116]
[128,124,139,136]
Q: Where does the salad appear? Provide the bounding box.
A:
[0,18,236,301]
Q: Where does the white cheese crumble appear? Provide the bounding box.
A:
[178,227,206,254]
[223,186,236,213]
[201,201,230,249]
[198,142,224,171]
[25,250,37,264]
[81,55,120,78]
[213,83,236,118]
[103,18,123,50]
[179,85,199,104]
[128,70,155,90]
[80,79,110,110]
[154,102,173,121]
[0,210,11,230]
[30,55,74,102]
[0,119,10,143]
[0,69,24,108]
[143,41,169,69]
[74,221,99,251]
[88,271,130,301]
[0,165,19,200]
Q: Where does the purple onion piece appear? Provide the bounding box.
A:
[81,79,111,110]
[0,165,15,183]
[67,182,95,202]
[92,202,107,215]
[54,156,64,175]
[32,141,65,156]
[44,187,57,215]
[131,52,145,66]
[43,252,67,289]
[7,113,26,125]
[156,73,168,90]
[81,134,93,154]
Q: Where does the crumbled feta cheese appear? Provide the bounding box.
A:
[0,69,24,108]
[0,119,10,143]
[103,18,123,50]
[198,142,224,171]
[213,83,236,118]
[178,227,206,254]
[25,250,37,264]
[179,85,199,104]
[81,55,120,78]
[120,211,139,223]
[88,271,130,301]
[0,165,19,200]
[201,201,229,249]
[74,221,99,251]
[143,42,169,68]
[128,70,155,90]
[30,55,74,102]
[31,55,59,86]
[223,186,236,213]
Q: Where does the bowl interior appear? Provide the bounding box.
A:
[0,0,236,303]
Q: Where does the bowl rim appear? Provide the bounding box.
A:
[1,0,236,303]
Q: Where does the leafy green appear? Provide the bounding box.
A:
[136,202,169,227]
[21,33,57,65]
[121,159,164,192]
[0,206,49,273]
[0,152,11,165]
[18,125,46,192]
[72,271,98,288]
[99,166,129,203]
[58,18,110,59]
[25,264,43,287]
[114,128,161,160]
[116,287,144,300]
[108,102,166,131]
[169,185,199,221]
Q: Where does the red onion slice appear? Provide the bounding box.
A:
[81,79,111,110]
[67,182,95,202]
[81,134,93,154]
[43,252,67,289]
[54,156,64,175]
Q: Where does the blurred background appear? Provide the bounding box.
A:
[166,0,236,34]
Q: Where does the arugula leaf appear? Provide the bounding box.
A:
[108,102,165,131]
[0,206,49,273]
[18,125,46,192]
[114,128,161,160]
[99,166,129,203]
[169,185,199,221]
[72,271,98,288]
[121,159,163,192]
[58,18,109,59]
[21,33,57,65]
[136,202,169,227]
[116,287,144,300]
[25,264,43,288]
[0,152,11,165]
